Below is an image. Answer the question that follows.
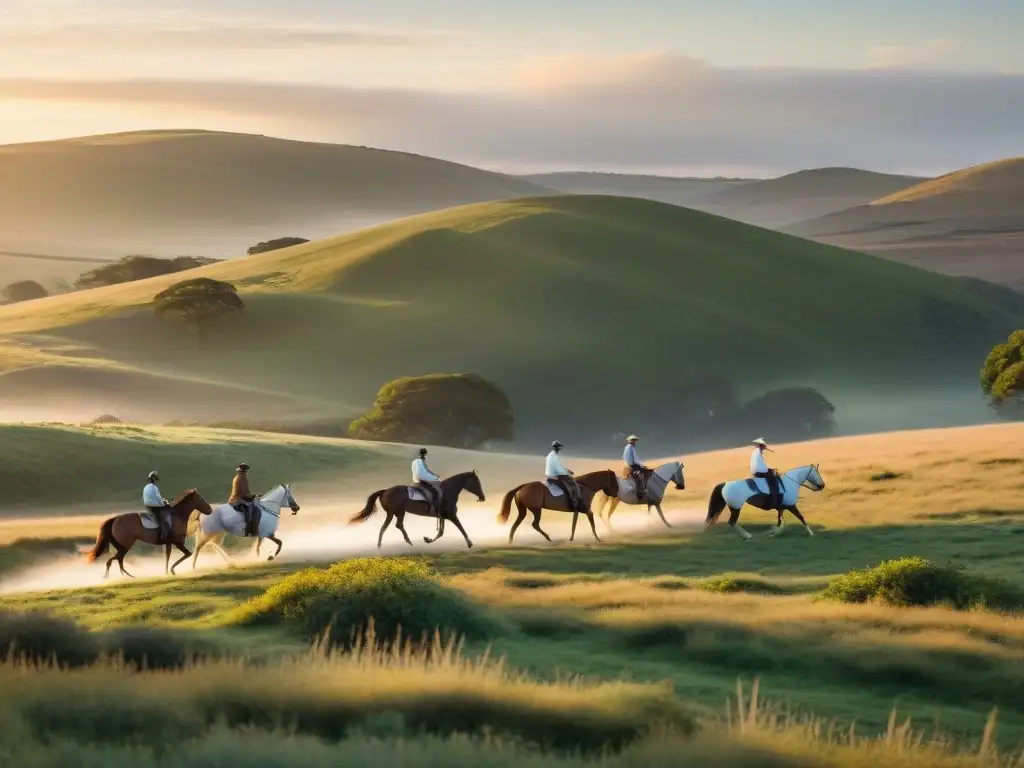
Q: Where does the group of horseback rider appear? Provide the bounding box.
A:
[143,463,262,543]
[412,434,783,517]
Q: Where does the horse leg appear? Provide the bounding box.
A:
[395,511,413,546]
[604,497,621,531]
[570,511,579,541]
[788,505,814,536]
[509,502,528,544]
[728,506,752,541]
[584,510,601,542]
[449,514,473,549]
[530,508,552,542]
[769,509,786,537]
[266,535,283,560]
[192,529,207,570]
[169,542,192,575]
[164,542,172,574]
[116,544,134,577]
[211,536,234,566]
[377,509,395,548]
[424,515,446,544]
[653,502,671,528]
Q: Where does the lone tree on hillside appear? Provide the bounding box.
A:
[247,237,309,255]
[1,280,48,303]
[76,255,221,289]
[981,329,1024,416]
[348,373,515,449]
[153,278,244,343]
[734,387,836,440]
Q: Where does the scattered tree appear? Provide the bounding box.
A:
[75,255,221,289]
[153,278,244,342]
[247,237,309,256]
[348,373,515,449]
[1,280,48,303]
[981,329,1024,416]
[734,387,836,440]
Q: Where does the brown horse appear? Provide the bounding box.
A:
[87,489,214,578]
[349,470,486,549]
[498,469,619,544]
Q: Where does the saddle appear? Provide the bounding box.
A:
[232,500,262,537]
[620,466,653,498]
[409,484,443,516]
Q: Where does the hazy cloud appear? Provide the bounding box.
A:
[1,53,1022,174]
[0,22,442,50]
[865,38,961,69]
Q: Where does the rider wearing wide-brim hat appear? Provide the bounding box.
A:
[143,470,171,544]
[750,438,781,508]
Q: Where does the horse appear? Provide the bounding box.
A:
[498,469,619,544]
[87,489,214,578]
[349,470,486,549]
[188,484,301,568]
[704,465,826,540]
[595,461,686,530]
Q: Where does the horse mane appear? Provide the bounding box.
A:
[170,489,197,506]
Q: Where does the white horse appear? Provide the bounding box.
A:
[595,461,686,530]
[188,484,300,568]
[704,465,825,540]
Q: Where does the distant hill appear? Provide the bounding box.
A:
[787,158,1024,289]
[0,195,1019,439]
[518,172,756,206]
[0,129,553,259]
[693,167,928,227]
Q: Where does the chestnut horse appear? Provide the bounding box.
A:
[87,489,213,578]
[498,469,619,544]
[349,470,486,549]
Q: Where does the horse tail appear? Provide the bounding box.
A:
[87,517,115,562]
[706,483,727,527]
[186,510,202,537]
[498,484,526,524]
[351,490,385,524]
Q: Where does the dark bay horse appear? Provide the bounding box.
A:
[350,470,486,549]
[498,469,619,544]
[87,489,213,577]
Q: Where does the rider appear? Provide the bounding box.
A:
[751,438,782,509]
[412,448,443,516]
[143,470,171,544]
[229,462,260,537]
[545,441,581,512]
[623,435,649,502]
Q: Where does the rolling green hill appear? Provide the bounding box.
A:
[0,195,1020,440]
[0,129,552,261]
[694,167,927,227]
[786,158,1024,289]
[518,172,756,206]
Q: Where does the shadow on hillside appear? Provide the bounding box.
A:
[441,518,1024,580]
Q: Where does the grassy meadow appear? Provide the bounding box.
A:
[1,194,1020,434]
[2,422,1024,765]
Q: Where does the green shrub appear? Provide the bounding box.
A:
[0,609,99,666]
[101,626,223,670]
[821,557,1024,611]
[232,557,502,646]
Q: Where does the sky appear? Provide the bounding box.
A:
[0,0,1022,176]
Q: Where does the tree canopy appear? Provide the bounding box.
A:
[247,237,310,255]
[733,387,836,440]
[76,255,220,289]
[348,373,515,449]
[153,278,244,341]
[1,280,48,303]
[981,329,1024,414]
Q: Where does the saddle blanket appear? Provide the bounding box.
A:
[545,480,567,497]
[408,486,439,504]
[139,510,162,529]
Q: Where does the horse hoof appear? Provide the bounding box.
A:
[267,555,275,561]
[423,537,432,544]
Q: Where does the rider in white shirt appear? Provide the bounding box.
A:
[623,434,649,501]
[143,470,171,544]
[750,438,781,508]
[545,441,580,511]
[412,448,442,515]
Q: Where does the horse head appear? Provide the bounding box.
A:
[579,469,619,497]
[804,465,825,492]
[447,470,486,502]
[171,489,213,516]
[262,484,300,514]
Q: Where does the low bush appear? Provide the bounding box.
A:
[0,609,99,666]
[231,557,503,646]
[820,557,1024,611]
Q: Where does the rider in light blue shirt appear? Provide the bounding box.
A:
[143,471,171,544]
